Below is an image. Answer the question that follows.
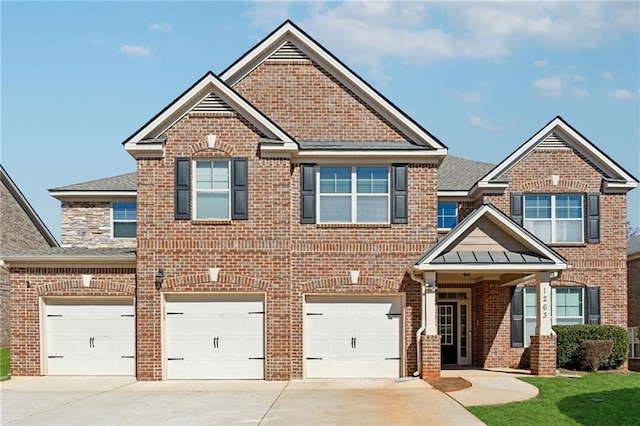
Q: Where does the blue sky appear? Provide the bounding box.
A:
[2,1,639,240]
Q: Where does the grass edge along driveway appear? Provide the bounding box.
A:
[468,372,640,426]
[1,348,10,380]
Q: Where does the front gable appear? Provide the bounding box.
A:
[221,21,446,151]
[478,116,638,194]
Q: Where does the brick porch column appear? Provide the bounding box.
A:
[530,335,557,375]
[421,334,441,378]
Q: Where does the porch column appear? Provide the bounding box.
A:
[421,272,440,378]
[531,271,557,376]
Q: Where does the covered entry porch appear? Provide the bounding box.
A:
[410,203,568,377]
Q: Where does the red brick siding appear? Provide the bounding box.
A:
[9,268,136,376]
[233,60,409,142]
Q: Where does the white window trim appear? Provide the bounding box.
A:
[437,202,458,230]
[192,159,231,220]
[111,202,137,239]
[630,327,639,359]
[316,166,390,224]
[524,194,584,243]
[523,286,585,347]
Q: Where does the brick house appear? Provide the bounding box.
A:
[4,21,638,380]
[0,165,58,349]
[628,236,640,371]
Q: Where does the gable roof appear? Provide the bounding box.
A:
[478,116,638,192]
[220,20,447,152]
[49,172,136,201]
[1,165,58,248]
[122,71,295,157]
[438,156,495,191]
[413,202,567,273]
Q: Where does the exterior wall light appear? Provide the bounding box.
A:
[155,269,164,291]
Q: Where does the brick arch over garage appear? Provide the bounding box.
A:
[163,272,269,292]
[302,276,400,292]
[38,280,135,296]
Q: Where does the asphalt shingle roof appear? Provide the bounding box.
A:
[438,156,496,191]
[3,247,136,259]
[628,235,640,256]
[50,172,136,192]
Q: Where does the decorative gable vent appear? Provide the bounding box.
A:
[193,93,235,113]
[269,41,310,61]
[538,132,571,149]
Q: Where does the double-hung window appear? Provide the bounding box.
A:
[112,202,137,238]
[318,166,389,223]
[523,287,584,346]
[194,160,230,220]
[437,203,458,229]
[630,328,639,359]
[524,194,583,243]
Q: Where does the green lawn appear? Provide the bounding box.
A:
[469,373,640,426]
[0,348,9,379]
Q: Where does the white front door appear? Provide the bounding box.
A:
[165,294,264,379]
[305,296,401,378]
[45,298,135,376]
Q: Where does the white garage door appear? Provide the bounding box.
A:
[45,298,135,376]
[165,294,264,379]
[305,296,402,378]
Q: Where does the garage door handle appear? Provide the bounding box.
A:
[89,337,95,348]
[213,337,219,348]
[351,337,356,348]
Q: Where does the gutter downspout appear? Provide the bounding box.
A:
[410,271,426,377]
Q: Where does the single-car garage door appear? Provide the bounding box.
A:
[305,296,402,378]
[165,294,264,379]
[45,298,135,376]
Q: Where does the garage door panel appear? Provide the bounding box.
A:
[305,296,401,379]
[45,299,135,376]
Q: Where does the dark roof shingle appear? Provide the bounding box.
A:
[50,172,136,192]
[438,156,496,191]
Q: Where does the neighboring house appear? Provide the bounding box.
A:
[628,235,640,371]
[4,21,638,380]
[0,165,58,348]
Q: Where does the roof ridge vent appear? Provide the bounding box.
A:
[269,41,310,61]
[193,93,235,113]
[538,132,571,149]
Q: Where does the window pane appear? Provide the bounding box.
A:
[556,195,582,219]
[357,196,388,222]
[525,288,537,316]
[525,318,537,347]
[196,161,229,190]
[356,167,388,194]
[196,192,229,219]
[113,222,136,238]
[556,318,582,326]
[437,203,457,228]
[113,203,137,220]
[319,196,351,222]
[524,219,552,242]
[556,220,582,243]
[525,195,551,218]
[320,167,351,194]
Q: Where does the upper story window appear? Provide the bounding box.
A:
[318,166,389,223]
[112,202,137,238]
[524,194,583,243]
[437,203,457,229]
[194,160,231,220]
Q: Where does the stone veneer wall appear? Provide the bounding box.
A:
[60,201,136,248]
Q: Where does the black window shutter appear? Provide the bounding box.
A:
[300,164,316,224]
[392,164,408,224]
[586,287,601,324]
[511,287,524,348]
[174,157,191,220]
[511,192,523,226]
[231,158,248,220]
[587,193,600,243]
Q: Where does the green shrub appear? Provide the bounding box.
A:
[554,325,628,370]
[580,339,614,371]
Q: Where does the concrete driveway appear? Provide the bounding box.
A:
[1,377,483,425]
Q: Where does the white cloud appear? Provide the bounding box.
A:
[572,74,585,82]
[468,115,500,131]
[533,60,548,67]
[449,90,480,103]
[607,89,639,100]
[533,76,563,97]
[149,22,172,31]
[120,45,153,58]
[246,2,292,30]
[571,87,589,99]
[603,71,616,80]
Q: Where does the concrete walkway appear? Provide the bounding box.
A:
[443,368,539,407]
[0,370,538,425]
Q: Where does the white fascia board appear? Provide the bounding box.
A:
[221,23,445,151]
[124,74,293,147]
[414,263,567,272]
[123,141,165,159]
[294,149,447,162]
[50,191,137,201]
[603,180,638,192]
[437,191,473,200]
[259,141,299,159]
